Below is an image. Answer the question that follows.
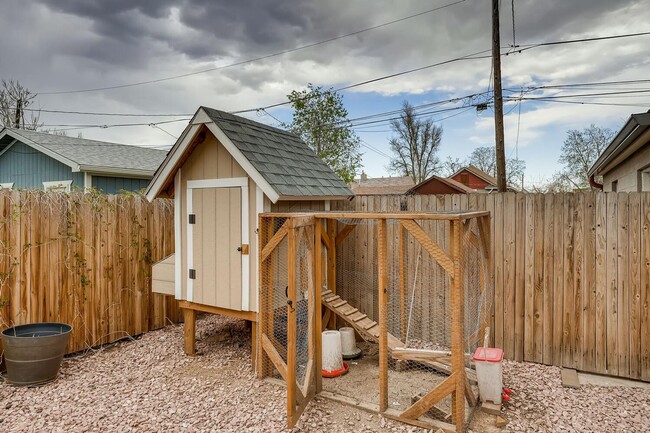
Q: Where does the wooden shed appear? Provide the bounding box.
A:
[145,106,353,358]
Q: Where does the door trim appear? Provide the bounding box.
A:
[186,177,250,310]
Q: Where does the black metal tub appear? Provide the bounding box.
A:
[1,323,72,386]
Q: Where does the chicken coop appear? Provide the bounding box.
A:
[257,210,493,432]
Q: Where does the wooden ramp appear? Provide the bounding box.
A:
[321,289,405,349]
[321,288,477,383]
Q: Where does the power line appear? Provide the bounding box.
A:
[37,0,467,95]
[231,50,493,114]
[512,30,650,54]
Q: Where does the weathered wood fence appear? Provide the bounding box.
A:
[334,192,650,382]
[0,191,179,356]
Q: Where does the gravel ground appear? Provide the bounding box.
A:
[496,360,650,433]
[1,315,649,433]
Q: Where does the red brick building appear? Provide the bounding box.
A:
[449,165,498,191]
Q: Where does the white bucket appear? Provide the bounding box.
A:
[322,330,343,372]
[339,327,357,356]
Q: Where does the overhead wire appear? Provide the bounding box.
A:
[37,0,468,95]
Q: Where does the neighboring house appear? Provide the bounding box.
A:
[449,165,498,191]
[349,171,415,195]
[407,174,475,195]
[0,128,167,194]
[588,112,650,192]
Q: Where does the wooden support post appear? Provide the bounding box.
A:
[327,219,337,330]
[183,307,196,356]
[449,220,466,431]
[257,216,272,379]
[399,223,407,341]
[251,321,258,371]
[378,219,388,412]
[314,218,324,394]
[287,226,298,428]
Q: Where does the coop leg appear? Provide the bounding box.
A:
[183,308,196,356]
[251,321,258,371]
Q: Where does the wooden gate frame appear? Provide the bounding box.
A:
[258,211,492,432]
[257,215,319,427]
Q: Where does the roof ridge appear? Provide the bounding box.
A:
[201,106,298,138]
[4,127,166,152]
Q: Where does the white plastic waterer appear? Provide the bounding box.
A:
[339,327,361,359]
[322,331,343,372]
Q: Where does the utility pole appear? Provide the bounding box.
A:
[492,0,507,192]
[14,98,22,129]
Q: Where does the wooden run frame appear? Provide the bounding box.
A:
[257,210,492,432]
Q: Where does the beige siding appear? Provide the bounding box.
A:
[176,129,335,313]
[180,132,252,310]
[602,132,650,192]
[152,254,175,296]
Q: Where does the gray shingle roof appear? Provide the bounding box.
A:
[202,107,353,198]
[4,128,167,172]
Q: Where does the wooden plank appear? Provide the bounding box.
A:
[449,220,465,432]
[327,219,337,330]
[582,192,596,372]
[533,193,545,364]
[260,223,288,263]
[543,192,556,365]
[261,334,288,382]
[571,193,583,370]
[628,193,641,379]
[502,192,516,360]
[399,223,407,342]
[523,193,535,361]
[377,219,388,412]
[334,223,357,246]
[563,193,575,368]
[400,219,454,275]
[551,193,564,367]
[641,193,650,380]
[178,301,257,321]
[287,226,298,428]
[400,373,457,420]
[606,193,618,375]
[514,193,526,362]
[617,193,629,377]
[494,193,504,352]
[595,192,608,374]
[314,219,323,393]
[183,308,196,356]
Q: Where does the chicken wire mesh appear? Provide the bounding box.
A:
[259,213,492,423]
[259,217,315,389]
[259,216,289,380]
[325,215,492,416]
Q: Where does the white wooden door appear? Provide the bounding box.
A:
[187,178,249,310]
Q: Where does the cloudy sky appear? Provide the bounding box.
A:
[1,0,649,185]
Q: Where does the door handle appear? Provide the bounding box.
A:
[238,244,249,254]
[237,246,242,251]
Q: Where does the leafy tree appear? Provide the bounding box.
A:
[557,124,614,189]
[0,80,41,130]
[285,84,362,183]
[388,102,442,183]
[468,146,526,188]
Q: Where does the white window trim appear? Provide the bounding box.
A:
[43,180,72,192]
[186,177,250,310]
[0,182,14,190]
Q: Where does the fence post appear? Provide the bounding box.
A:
[378,218,388,412]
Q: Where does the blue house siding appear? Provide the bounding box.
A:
[0,142,84,189]
[92,176,150,194]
